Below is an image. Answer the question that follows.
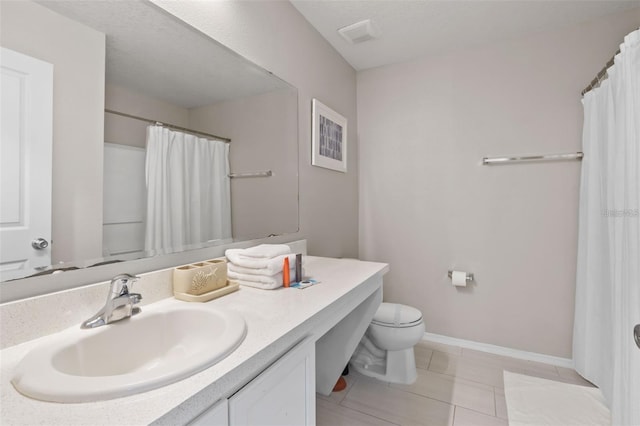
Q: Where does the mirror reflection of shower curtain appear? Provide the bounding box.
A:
[144,126,231,252]
[573,29,639,426]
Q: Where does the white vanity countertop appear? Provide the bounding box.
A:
[0,256,388,425]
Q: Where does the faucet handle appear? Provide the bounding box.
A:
[109,273,140,297]
[129,293,143,304]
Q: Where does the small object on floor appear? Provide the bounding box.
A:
[332,376,347,392]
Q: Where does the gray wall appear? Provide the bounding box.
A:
[105,84,190,149]
[189,89,298,239]
[153,0,360,259]
[357,9,640,358]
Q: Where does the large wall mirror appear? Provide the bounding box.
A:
[0,0,299,284]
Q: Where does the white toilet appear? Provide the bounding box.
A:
[350,302,425,384]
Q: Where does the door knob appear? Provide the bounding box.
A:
[31,238,49,250]
[635,324,640,350]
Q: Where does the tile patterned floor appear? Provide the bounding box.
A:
[317,340,594,426]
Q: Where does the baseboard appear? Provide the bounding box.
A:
[422,332,574,369]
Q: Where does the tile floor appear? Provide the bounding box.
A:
[316,340,594,426]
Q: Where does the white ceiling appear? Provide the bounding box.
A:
[290,0,640,71]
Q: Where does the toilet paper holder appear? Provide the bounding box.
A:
[448,270,474,282]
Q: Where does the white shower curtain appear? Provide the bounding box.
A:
[573,29,639,426]
[145,126,231,252]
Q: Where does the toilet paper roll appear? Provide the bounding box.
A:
[451,271,468,287]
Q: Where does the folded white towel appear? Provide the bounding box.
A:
[226,250,296,270]
[240,244,291,259]
[228,266,305,284]
[228,270,283,287]
[229,278,282,290]
[228,261,294,277]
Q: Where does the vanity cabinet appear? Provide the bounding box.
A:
[229,337,315,426]
[0,256,388,425]
[189,337,315,426]
[189,399,228,426]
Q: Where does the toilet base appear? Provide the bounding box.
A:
[350,347,418,385]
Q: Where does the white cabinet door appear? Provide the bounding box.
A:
[0,47,53,279]
[189,398,228,426]
[229,337,315,426]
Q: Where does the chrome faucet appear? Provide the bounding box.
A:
[81,273,142,329]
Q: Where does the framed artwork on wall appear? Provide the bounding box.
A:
[311,99,347,173]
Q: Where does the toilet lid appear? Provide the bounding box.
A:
[372,303,423,327]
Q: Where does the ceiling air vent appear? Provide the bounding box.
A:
[338,19,380,44]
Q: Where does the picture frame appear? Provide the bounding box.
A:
[311,99,347,173]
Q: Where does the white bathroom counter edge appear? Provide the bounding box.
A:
[0,256,389,425]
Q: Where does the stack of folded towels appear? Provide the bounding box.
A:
[225,244,297,290]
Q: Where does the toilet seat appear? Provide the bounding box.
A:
[371,303,423,328]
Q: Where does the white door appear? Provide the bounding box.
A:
[0,47,53,279]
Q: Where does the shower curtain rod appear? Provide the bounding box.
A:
[104,109,231,142]
[581,48,620,96]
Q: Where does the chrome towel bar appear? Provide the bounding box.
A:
[482,152,583,165]
[228,170,273,178]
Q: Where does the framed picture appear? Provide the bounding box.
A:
[312,99,347,173]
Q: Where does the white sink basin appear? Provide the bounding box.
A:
[11,303,246,403]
